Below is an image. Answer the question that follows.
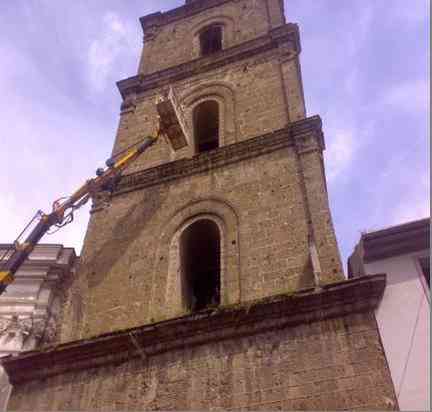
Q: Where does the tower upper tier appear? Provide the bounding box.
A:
[138,0,286,75]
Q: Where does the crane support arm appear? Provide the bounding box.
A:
[0,135,158,294]
[0,86,191,295]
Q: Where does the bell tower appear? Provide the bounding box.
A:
[58,0,346,339]
[3,1,398,410]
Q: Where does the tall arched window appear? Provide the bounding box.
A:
[193,100,219,153]
[199,25,222,56]
[180,219,221,311]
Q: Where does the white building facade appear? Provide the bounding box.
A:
[0,244,76,410]
[349,218,430,411]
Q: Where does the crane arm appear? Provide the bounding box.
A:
[0,135,158,294]
[0,86,191,295]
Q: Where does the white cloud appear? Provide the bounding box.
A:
[345,4,374,58]
[343,67,360,96]
[389,0,429,24]
[87,12,140,92]
[0,43,39,91]
[0,8,140,255]
[0,98,97,254]
[381,79,430,114]
[321,108,375,183]
[390,171,430,225]
[324,129,355,181]
[0,194,27,243]
[367,151,430,228]
[0,43,108,255]
[0,191,91,254]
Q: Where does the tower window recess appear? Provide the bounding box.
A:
[180,219,221,312]
[193,100,219,153]
[200,25,222,56]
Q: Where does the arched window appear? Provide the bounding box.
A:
[193,100,219,153]
[180,219,221,312]
[199,25,222,56]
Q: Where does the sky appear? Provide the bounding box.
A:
[0,0,429,272]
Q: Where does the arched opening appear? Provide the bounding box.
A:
[180,219,221,312]
[199,25,222,56]
[193,100,219,153]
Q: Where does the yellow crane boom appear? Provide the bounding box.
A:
[0,89,190,294]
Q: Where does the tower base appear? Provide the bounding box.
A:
[2,275,397,410]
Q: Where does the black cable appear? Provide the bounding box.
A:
[397,292,425,398]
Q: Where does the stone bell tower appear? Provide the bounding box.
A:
[4,1,397,410]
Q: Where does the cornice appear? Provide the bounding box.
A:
[363,217,430,242]
[117,24,300,100]
[0,244,76,272]
[94,116,323,201]
[348,218,430,278]
[114,126,292,197]
[140,0,234,32]
[1,274,386,384]
[291,115,325,152]
[362,218,430,263]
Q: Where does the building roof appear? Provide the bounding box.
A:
[348,217,430,278]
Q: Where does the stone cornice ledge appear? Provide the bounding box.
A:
[117,24,300,100]
[1,274,386,384]
[109,115,323,198]
[140,0,234,30]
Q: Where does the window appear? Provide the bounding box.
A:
[199,25,222,56]
[193,100,219,153]
[180,219,221,312]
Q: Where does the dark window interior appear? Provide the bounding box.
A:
[193,100,219,153]
[419,257,430,287]
[200,25,222,56]
[180,219,221,312]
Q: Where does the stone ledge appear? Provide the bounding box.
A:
[105,115,323,200]
[140,0,286,32]
[1,274,386,384]
[117,24,300,100]
[115,126,292,197]
[140,1,234,31]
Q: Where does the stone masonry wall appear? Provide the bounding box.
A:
[138,0,284,75]
[296,149,344,284]
[60,144,324,342]
[8,312,397,411]
[113,51,289,174]
[56,0,339,344]
[4,2,397,411]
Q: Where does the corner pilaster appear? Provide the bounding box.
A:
[291,116,344,283]
[278,26,306,122]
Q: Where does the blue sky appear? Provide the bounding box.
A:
[0,0,429,272]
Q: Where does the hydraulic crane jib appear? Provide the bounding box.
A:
[0,87,190,294]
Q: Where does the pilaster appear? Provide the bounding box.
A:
[291,118,344,284]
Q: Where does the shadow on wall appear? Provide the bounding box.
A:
[86,186,166,289]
